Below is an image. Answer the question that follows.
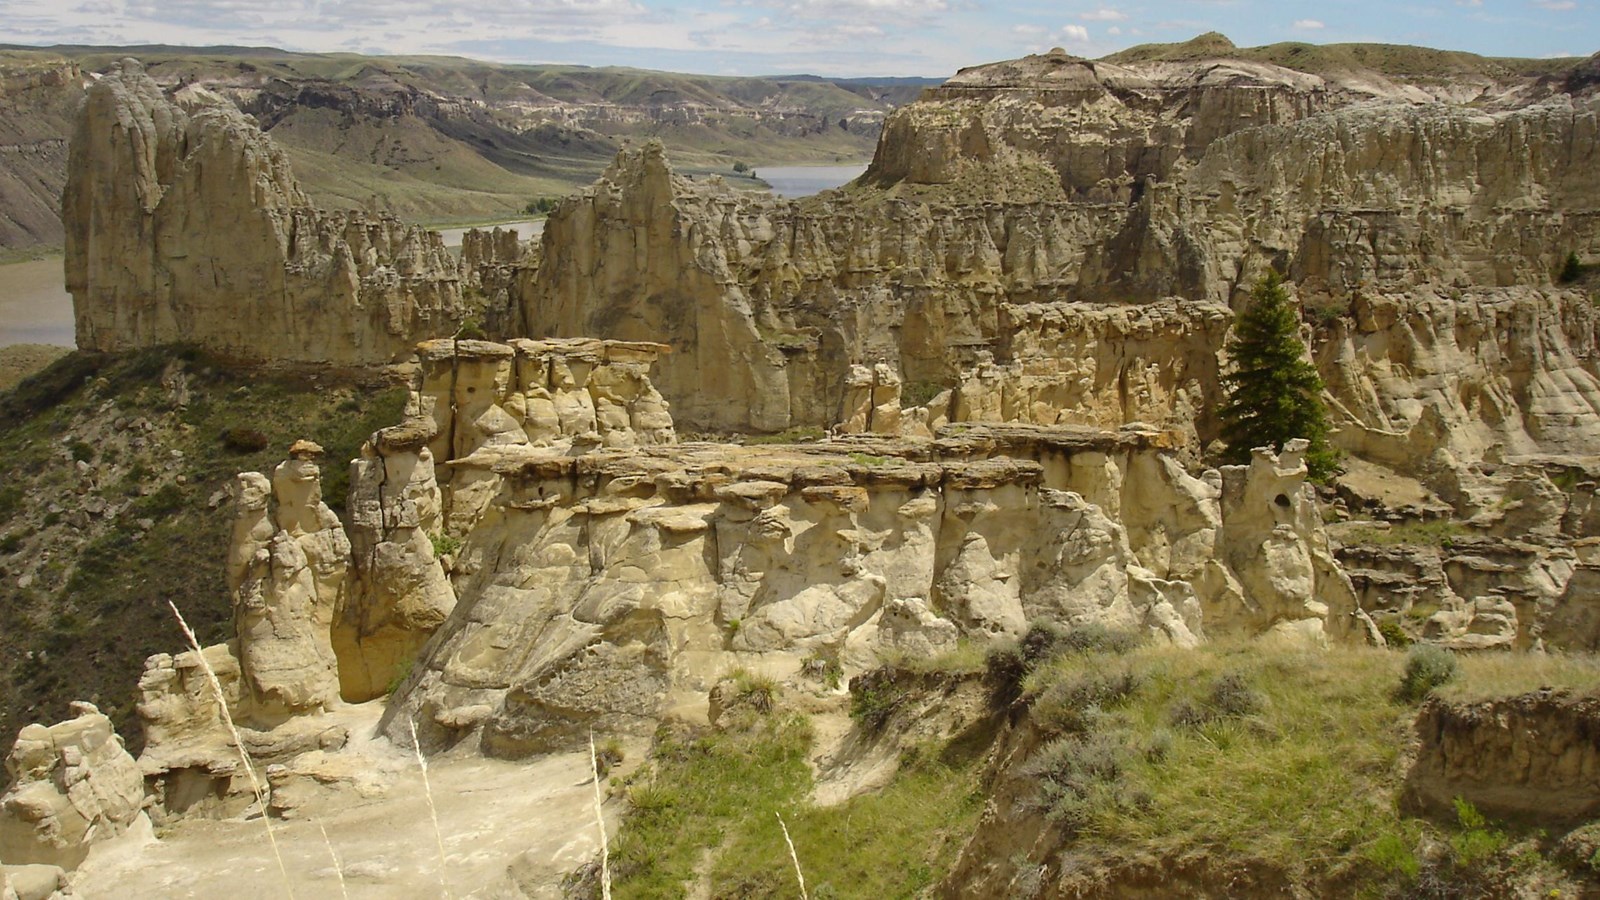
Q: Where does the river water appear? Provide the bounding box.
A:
[0,257,75,348]
[756,164,868,197]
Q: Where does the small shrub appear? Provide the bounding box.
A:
[595,738,625,776]
[1400,644,1459,701]
[801,650,843,689]
[900,380,948,409]
[1058,623,1140,657]
[1022,733,1145,829]
[1031,668,1142,735]
[523,196,558,215]
[1367,832,1421,880]
[727,670,778,715]
[1450,797,1506,865]
[1378,619,1413,649]
[68,440,95,463]
[0,533,22,554]
[1171,672,1263,727]
[732,160,749,174]
[849,670,906,729]
[219,427,270,454]
[429,532,461,558]
[1302,294,1350,328]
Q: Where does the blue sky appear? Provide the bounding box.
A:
[1,0,1594,77]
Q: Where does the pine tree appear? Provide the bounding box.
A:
[1217,272,1338,480]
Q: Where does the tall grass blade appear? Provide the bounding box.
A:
[776,811,808,900]
[166,600,295,899]
[408,717,453,899]
[589,730,613,900]
[317,820,349,900]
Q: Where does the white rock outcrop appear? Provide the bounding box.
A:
[0,703,144,869]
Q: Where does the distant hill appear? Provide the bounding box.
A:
[0,45,928,250]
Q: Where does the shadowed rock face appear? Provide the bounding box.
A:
[63,60,472,365]
[1405,689,1600,824]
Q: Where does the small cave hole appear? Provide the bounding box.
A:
[1274,493,1292,508]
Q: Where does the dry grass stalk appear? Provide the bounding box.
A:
[588,731,613,900]
[166,600,295,898]
[776,812,808,900]
[317,821,349,900]
[408,717,453,899]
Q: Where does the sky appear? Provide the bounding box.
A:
[1,0,1595,78]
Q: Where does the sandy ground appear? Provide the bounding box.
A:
[73,703,622,899]
[0,257,73,349]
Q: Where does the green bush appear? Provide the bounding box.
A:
[1400,644,1458,701]
[219,427,271,453]
[1022,733,1147,829]
[1378,619,1413,649]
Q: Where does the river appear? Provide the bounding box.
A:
[756,164,868,197]
[0,256,75,348]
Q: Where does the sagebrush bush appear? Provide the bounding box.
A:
[1400,644,1459,701]
[1023,733,1147,829]
[1170,671,1263,727]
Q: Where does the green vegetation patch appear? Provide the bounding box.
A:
[609,685,984,899]
[1015,639,1600,892]
[0,346,408,750]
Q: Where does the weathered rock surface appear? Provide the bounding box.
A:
[1405,689,1600,824]
[381,424,1354,757]
[227,446,346,724]
[64,60,472,364]
[339,419,456,702]
[0,703,143,869]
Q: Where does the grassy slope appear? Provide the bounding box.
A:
[1104,32,1585,81]
[1008,637,1600,893]
[607,685,984,899]
[0,348,406,750]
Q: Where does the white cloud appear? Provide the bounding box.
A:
[1079,8,1127,21]
[1292,18,1325,29]
[1107,25,1121,34]
[1535,0,1576,9]
[1454,0,1483,6]
[1011,23,1047,35]
[1061,23,1090,42]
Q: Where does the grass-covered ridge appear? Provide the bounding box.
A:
[0,346,407,749]
[1005,636,1600,894]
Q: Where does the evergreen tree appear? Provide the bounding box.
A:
[1217,272,1338,480]
[1560,251,1582,284]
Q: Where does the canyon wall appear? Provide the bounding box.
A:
[520,50,1600,481]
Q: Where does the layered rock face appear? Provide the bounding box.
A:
[1405,690,1600,824]
[384,421,1356,757]
[64,60,472,365]
[519,50,1600,487]
[0,703,143,869]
